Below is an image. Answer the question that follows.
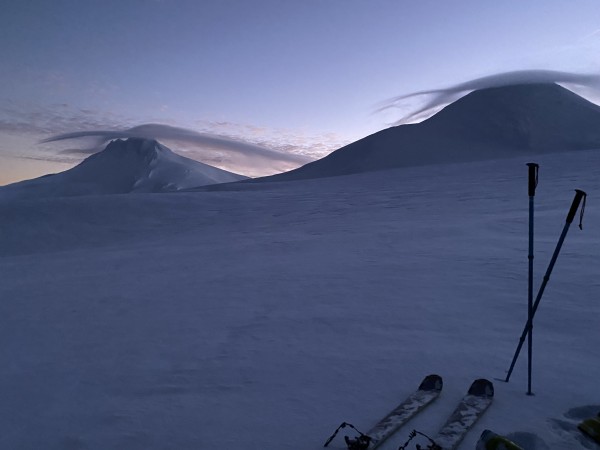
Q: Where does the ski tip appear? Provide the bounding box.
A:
[468,378,494,398]
[419,374,443,392]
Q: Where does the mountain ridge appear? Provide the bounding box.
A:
[263,83,600,181]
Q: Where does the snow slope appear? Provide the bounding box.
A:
[1,149,599,449]
[266,83,600,180]
[0,138,248,199]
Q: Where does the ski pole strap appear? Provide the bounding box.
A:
[323,422,370,448]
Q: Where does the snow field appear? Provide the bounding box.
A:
[1,149,599,449]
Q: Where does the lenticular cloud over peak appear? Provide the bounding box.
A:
[379,69,600,124]
[1,138,248,199]
[269,82,600,181]
[42,123,310,165]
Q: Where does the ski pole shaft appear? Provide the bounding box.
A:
[526,163,538,395]
[505,189,586,383]
[527,194,534,394]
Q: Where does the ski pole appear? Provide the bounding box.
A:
[526,163,539,395]
[505,189,587,383]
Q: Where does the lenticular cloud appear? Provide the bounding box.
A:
[378,70,600,124]
[42,123,310,165]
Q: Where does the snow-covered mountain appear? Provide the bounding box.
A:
[266,83,600,180]
[2,86,600,450]
[0,138,248,199]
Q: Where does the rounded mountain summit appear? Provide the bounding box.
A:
[0,138,248,199]
[265,83,600,181]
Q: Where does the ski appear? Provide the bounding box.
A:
[324,374,443,450]
[429,378,494,450]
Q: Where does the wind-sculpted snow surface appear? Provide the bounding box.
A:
[0,138,247,199]
[0,149,599,449]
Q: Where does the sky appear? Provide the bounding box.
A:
[1,0,600,185]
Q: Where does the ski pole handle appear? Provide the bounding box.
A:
[526,163,539,197]
[566,189,587,224]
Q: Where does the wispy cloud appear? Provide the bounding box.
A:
[582,28,600,40]
[42,123,310,165]
[377,69,600,124]
[1,104,349,177]
[193,120,350,160]
[0,102,131,136]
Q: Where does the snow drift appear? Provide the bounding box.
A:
[266,83,600,180]
[0,138,248,199]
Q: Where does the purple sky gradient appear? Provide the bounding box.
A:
[1,0,600,184]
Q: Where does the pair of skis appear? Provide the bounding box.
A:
[324,375,494,450]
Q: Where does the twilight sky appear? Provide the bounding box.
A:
[1,0,600,185]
